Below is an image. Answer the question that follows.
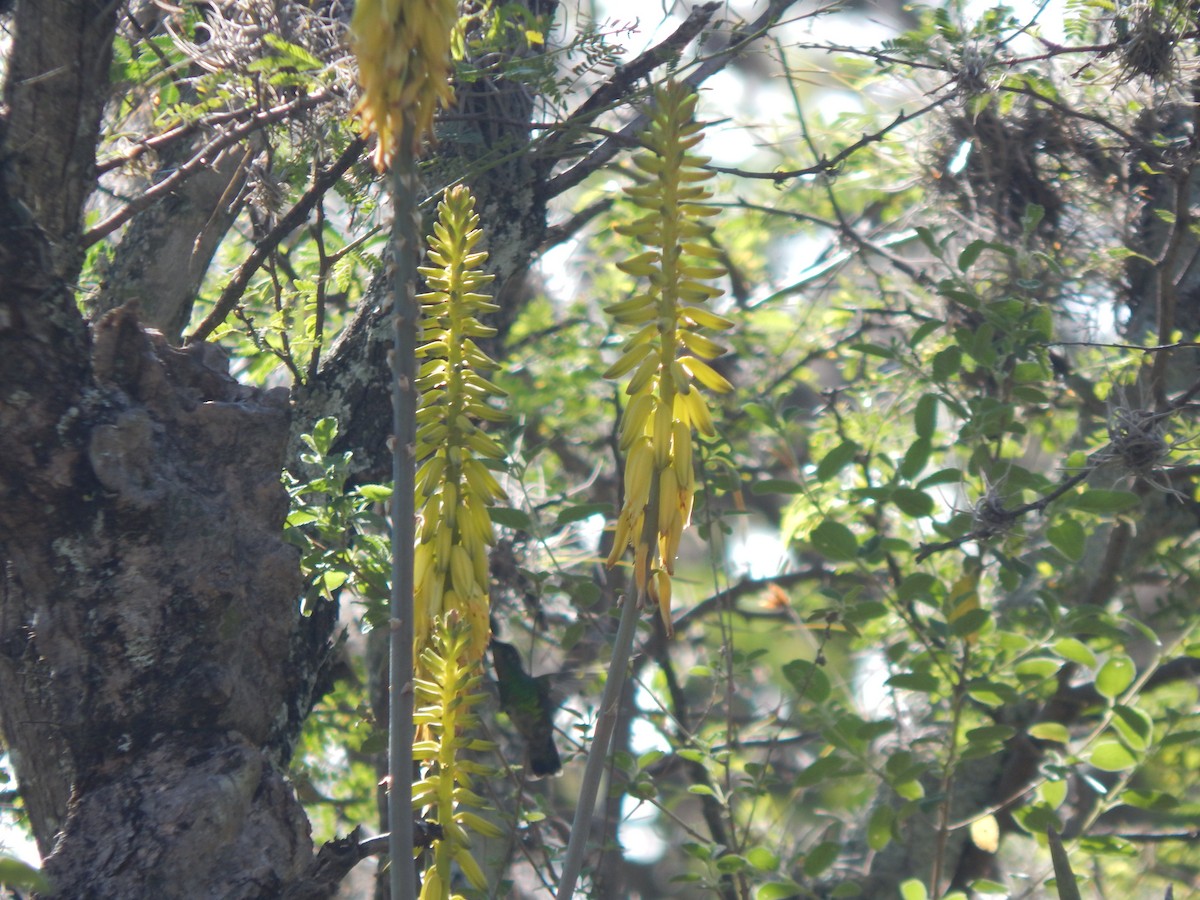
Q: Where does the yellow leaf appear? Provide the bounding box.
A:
[970,814,1000,853]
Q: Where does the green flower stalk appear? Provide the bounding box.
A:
[604,81,734,635]
[413,615,504,900]
[350,0,458,168]
[413,185,508,670]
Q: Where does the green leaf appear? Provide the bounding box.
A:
[489,507,533,530]
[1015,657,1062,679]
[899,879,928,900]
[892,487,934,517]
[958,239,988,272]
[851,343,896,360]
[1012,385,1049,404]
[1021,203,1046,236]
[0,857,51,893]
[1064,489,1140,514]
[783,659,832,703]
[681,842,712,861]
[1077,834,1137,857]
[867,805,894,852]
[1112,704,1153,750]
[555,502,612,527]
[638,750,666,769]
[1039,779,1068,809]
[795,756,845,786]
[1012,361,1050,383]
[918,467,963,488]
[1046,517,1085,561]
[746,846,780,872]
[1096,655,1135,699]
[950,607,989,637]
[898,572,938,602]
[887,671,940,693]
[743,402,777,427]
[802,840,839,877]
[566,578,600,607]
[320,570,348,593]
[751,478,807,496]
[845,600,889,623]
[914,393,938,438]
[965,724,1016,744]
[971,880,1008,895]
[1089,740,1138,771]
[910,319,942,348]
[286,509,318,527]
[1028,722,1070,743]
[915,225,943,256]
[715,854,747,874]
[898,440,932,482]
[308,417,339,455]
[966,679,1017,705]
[356,483,393,503]
[811,520,858,561]
[756,881,806,900]
[1119,788,1177,809]
[816,441,860,482]
[1163,729,1200,746]
[260,33,323,71]
[932,346,963,381]
[1051,637,1096,668]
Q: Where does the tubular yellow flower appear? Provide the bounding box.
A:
[350,0,459,169]
[412,615,500,899]
[413,186,508,670]
[604,81,733,635]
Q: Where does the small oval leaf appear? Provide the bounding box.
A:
[811,520,858,561]
[1096,655,1135,700]
[783,659,832,704]
[1089,739,1138,772]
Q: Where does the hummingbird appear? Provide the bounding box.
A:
[489,639,562,777]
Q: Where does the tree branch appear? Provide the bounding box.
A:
[84,90,336,248]
[546,0,801,197]
[185,138,366,345]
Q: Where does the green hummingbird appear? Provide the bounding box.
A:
[489,639,562,777]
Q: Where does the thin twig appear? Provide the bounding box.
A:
[185,138,365,345]
[84,90,335,247]
[709,97,953,183]
[547,0,803,197]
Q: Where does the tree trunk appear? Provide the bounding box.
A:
[0,5,335,896]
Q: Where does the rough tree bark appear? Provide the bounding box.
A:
[0,3,330,896]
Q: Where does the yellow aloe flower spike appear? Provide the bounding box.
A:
[413,185,508,670]
[412,615,503,900]
[604,81,733,635]
[350,0,459,168]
